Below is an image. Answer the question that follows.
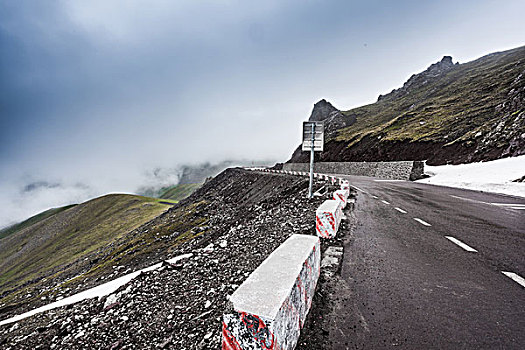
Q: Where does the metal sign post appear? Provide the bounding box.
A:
[308,122,315,198]
[302,121,324,199]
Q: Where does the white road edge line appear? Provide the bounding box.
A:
[451,196,525,209]
[381,200,390,205]
[394,207,407,214]
[374,180,405,182]
[351,186,366,193]
[501,272,525,288]
[413,218,431,226]
[444,236,478,252]
[449,195,490,205]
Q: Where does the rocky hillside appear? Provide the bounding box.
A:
[289,45,525,165]
[0,169,336,349]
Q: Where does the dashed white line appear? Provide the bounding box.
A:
[445,236,478,252]
[371,195,379,199]
[413,218,431,226]
[501,272,525,288]
[381,200,390,205]
[394,207,407,214]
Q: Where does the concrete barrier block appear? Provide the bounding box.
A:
[315,200,342,239]
[222,234,321,350]
[333,189,348,209]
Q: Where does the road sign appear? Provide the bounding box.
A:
[302,121,324,198]
[302,121,324,152]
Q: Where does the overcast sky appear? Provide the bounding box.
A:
[1,0,525,227]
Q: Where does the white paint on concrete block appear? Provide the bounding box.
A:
[223,234,321,350]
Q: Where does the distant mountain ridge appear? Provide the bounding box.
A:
[288,45,525,165]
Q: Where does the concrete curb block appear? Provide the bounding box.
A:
[222,235,321,350]
[333,189,348,209]
[315,200,343,239]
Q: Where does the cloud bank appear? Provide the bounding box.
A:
[1,0,524,227]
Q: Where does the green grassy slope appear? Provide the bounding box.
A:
[0,205,77,240]
[158,183,201,201]
[0,194,176,296]
[335,46,525,146]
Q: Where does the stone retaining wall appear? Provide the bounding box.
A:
[283,161,424,180]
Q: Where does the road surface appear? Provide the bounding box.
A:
[328,175,525,349]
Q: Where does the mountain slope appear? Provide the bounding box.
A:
[0,194,176,311]
[289,45,525,165]
[0,205,77,240]
[158,183,202,201]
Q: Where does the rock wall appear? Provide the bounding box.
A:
[283,161,424,181]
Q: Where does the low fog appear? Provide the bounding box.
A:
[1,0,525,228]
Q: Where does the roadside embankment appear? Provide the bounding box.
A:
[0,169,340,349]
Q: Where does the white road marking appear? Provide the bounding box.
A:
[413,218,431,226]
[381,200,390,205]
[445,236,478,252]
[394,207,407,214]
[351,186,365,193]
[371,195,379,199]
[450,196,525,210]
[502,272,525,288]
[449,195,490,205]
[374,179,405,182]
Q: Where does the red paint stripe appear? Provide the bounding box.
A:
[222,321,242,350]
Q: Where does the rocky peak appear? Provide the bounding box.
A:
[425,56,454,77]
[307,99,356,139]
[309,99,340,122]
[378,55,457,101]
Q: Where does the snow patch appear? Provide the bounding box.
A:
[417,155,525,198]
[0,254,193,326]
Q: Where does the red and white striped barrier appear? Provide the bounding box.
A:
[222,234,320,350]
[333,189,349,209]
[315,200,343,239]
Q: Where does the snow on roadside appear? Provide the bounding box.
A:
[416,155,525,198]
[0,253,193,327]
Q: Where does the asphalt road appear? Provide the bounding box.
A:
[329,175,525,349]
